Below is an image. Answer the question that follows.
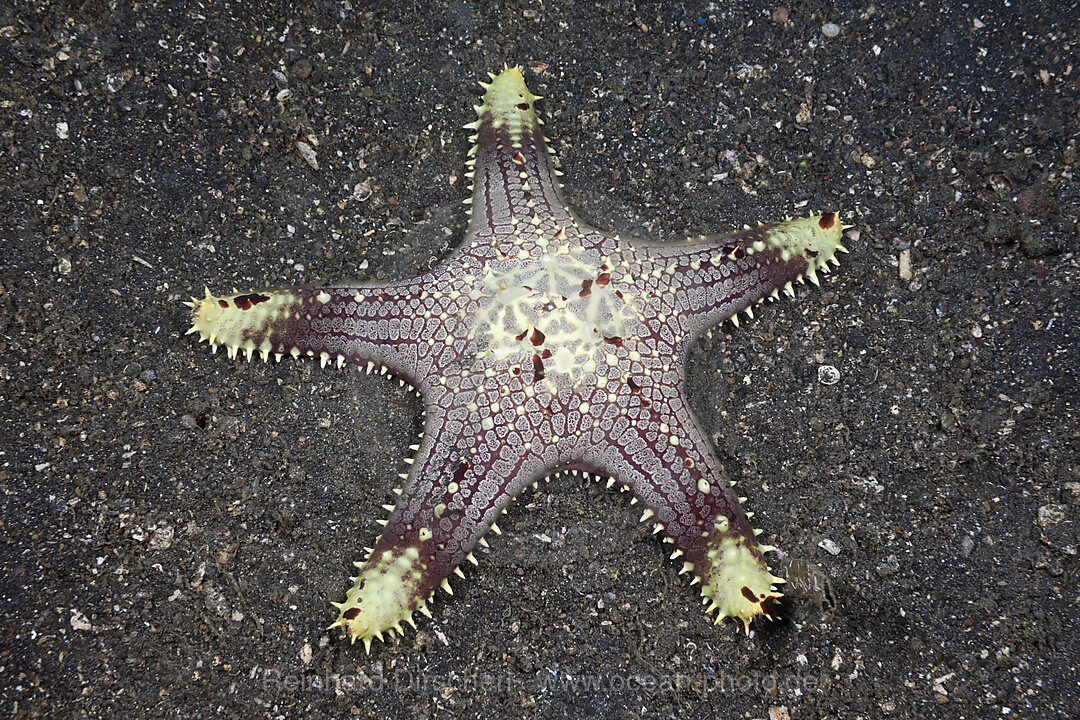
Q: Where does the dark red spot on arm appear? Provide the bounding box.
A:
[596,273,611,286]
[530,328,546,346]
[453,460,470,486]
[741,586,759,603]
[516,103,529,111]
[579,278,593,297]
[603,335,623,347]
[627,377,641,392]
[343,607,361,620]
[515,329,529,342]
[532,354,545,381]
[233,293,271,311]
[218,300,229,309]
[819,213,836,229]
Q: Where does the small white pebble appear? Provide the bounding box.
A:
[822,22,841,38]
[818,365,840,386]
[70,609,92,631]
[898,248,912,280]
[353,181,373,201]
[818,537,842,555]
[296,140,319,170]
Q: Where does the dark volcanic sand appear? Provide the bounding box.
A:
[2,1,1077,718]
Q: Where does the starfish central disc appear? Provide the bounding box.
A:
[473,248,630,388]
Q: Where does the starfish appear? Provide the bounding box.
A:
[186,66,848,651]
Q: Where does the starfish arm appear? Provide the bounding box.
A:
[463,66,573,235]
[185,280,428,382]
[633,213,849,339]
[329,402,537,651]
[592,390,783,631]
